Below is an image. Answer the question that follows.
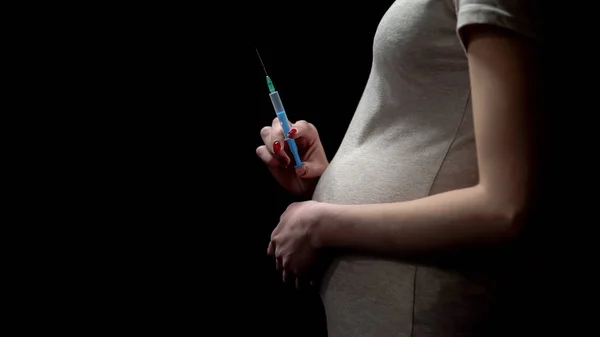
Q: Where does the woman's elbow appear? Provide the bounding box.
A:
[501,203,528,239]
[480,184,530,239]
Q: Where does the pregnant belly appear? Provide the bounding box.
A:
[312,146,442,205]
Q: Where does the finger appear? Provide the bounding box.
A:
[287,120,319,141]
[272,116,292,138]
[267,119,291,166]
[256,145,282,170]
[271,118,291,164]
[276,257,282,271]
[295,160,326,179]
[282,257,293,285]
[267,241,274,256]
[260,126,276,151]
[282,269,297,286]
[260,126,289,164]
[271,222,282,239]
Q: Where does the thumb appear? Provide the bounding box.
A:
[295,161,323,179]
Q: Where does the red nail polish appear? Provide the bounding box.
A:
[288,128,297,136]
[273,141,281,152]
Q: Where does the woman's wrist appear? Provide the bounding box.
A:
[308,201,338,249]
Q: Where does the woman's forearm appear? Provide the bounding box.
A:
[311,184,524,255]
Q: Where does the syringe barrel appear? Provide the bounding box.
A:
[269,91,291,135]
[268,91,304,168]
[269,91,285,114]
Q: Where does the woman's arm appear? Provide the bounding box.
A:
[311,25,539,255]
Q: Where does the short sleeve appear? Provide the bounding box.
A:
[453,0,540,51]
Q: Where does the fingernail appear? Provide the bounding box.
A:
[273,141,281,152]
[288,128,297,137]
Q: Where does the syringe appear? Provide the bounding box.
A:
[256,49,304,168]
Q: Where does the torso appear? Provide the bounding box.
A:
[312,1,517,336]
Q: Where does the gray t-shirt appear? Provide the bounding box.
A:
[312,1,539,336]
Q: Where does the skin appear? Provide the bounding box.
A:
[256,119,328,198]
[260,24,539,285]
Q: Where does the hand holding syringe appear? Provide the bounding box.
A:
[255,48,330,197]
[256,49,304,168]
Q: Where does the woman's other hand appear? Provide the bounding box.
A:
[257,118,328,197]
[267,201,325,287]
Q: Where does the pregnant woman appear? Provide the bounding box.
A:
[257,1,541,336]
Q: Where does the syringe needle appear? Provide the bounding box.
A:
[255,48,268,76]
[255,47,276,93]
